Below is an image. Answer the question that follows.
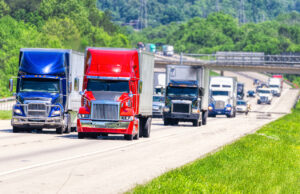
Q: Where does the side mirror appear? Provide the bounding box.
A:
[129,92,133,98]
[74,77,79,92]
[68,81,72,93]
[138,80,143,94]
[9,79,13,92]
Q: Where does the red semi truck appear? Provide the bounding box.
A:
[77,48,154,140]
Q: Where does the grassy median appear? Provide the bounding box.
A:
[130,102,300,193]
[0,110,12,120]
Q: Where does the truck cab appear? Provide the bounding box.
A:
[208,76,237,118]
[77,48,154,140]
[163,65,209,127]
[162,45,174,56]
[10,48,84,134]
[257,88,273,104]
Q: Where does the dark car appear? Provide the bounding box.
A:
[247,90,256,97]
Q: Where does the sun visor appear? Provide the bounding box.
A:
[19,51,68,75]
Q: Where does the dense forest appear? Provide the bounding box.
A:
[97,0,299,27]
[130,12,300,54]
[0,0,130,97]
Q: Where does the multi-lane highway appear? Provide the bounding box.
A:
[0,71,298,194]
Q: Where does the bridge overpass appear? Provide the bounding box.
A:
[154,52,300,74]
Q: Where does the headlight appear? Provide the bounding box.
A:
[192,108,199,114]
[14,109,22,115]
[120,116,133,120]
[51,110,61,116]
[226,107,232,111]
[163,107,170,112]
[78,114,90,119]
[208,106,213,111]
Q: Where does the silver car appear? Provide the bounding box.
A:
[152,95,165,118]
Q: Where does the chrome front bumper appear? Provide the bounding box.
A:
[80,120,130,129]
[12,116,63,127]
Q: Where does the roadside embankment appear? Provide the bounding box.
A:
[129,102,300,193]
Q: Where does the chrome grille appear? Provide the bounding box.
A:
[92,103,119,120]
[260,96,268,102]
[215,101,225,109]
[27,103,47,118]
[172,103,190,114]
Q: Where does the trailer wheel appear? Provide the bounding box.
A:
[202,111,208,125]
[139,118,144,137]
[171,119,178,125]
[12,126,20,133]
[124,134,133,141]
[64,113,71,134]
[233,109,236,117]
[143,117,151,138]
[78,132,85,139]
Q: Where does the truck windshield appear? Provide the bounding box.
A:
[269,85,279,88]
[20,78,59,93]
[237,101,246,105]
[167,87,197,97]
[212,91,229,96]
[87,79,129,93]
[153,96,164,102]
[258,90,271,94]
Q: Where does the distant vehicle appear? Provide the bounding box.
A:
[137,42,145,50]
[272,74,284,89]
[253,79,259,85]
[162,45,174,56]
[163,65,209,126]
[152,95,165,118]
[237,82,244,99]
[146,43,156,53]
[257,88,273,104]
[208,76,237,118]
[268,78,282,97]
[247,90,256,97]
[236,100,249,115]
[153,72,166,95]
[9,48,84,134]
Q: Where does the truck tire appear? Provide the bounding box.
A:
[202,111,208,125]
[192,119,200,127]
[78,132,85,139]
[143,117,152,138]
[124,134,133,141]
[163,118,169,125]
[56,127,63,134]
[13,126,20,133]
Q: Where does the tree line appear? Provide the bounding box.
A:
[0,0,130,97]
[97,0,299,27]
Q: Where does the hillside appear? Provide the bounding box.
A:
[0,0,130,97]
[97,0,299,27]
[130,12,300,54]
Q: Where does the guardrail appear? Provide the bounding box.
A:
[0,97,15,111]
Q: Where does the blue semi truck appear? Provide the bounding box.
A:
[9,48,84,134]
